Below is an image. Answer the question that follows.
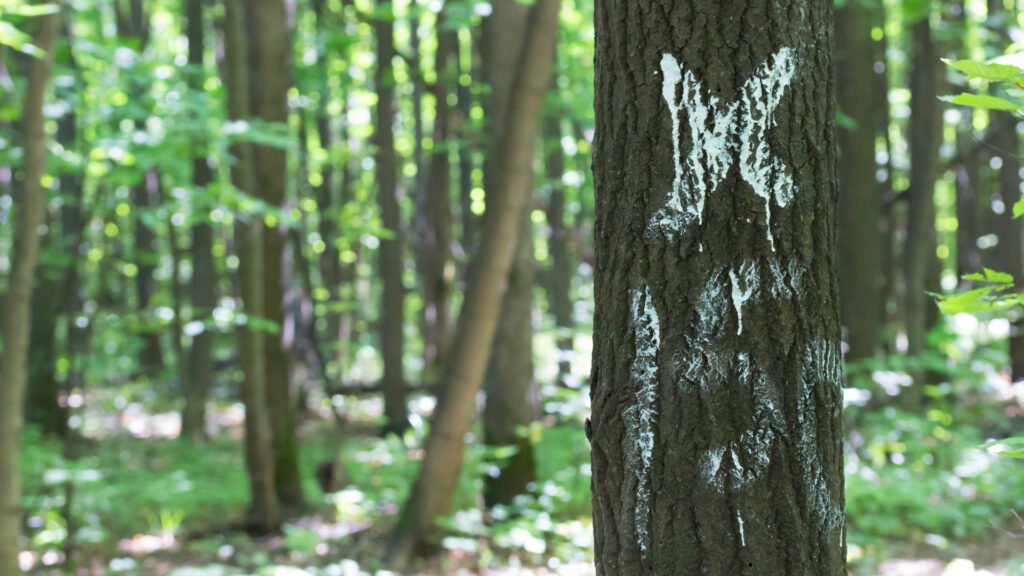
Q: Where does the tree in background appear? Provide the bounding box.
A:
[375,0,409,436]
[0,6,58,573]
[590,0,845,572]
[251,0,304,508]
[386,0,561,563]
[838,0,884,363]
[180,0,216,440]
[224,0,279,531]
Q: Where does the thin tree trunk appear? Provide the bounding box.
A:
[905,17,941,363]
[419,11,456,382]
[375,0,408,434]
[0,10,58,573]
[545,114,575,384]
[225,0,279,531]
[386,0,560,564]
[458,27,477,265]
[987,0,1024,380]
[181,0,217,440]
[955,109,983,283]
[837,0,883,362]
[591,1,845,573]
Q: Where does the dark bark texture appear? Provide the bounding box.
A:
[591,1,845,574]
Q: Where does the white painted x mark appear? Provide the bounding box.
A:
[651,48,797,251]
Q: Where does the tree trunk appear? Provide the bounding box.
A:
[986,0,1024,380]
[28,265,68,437]
[386,0,560,564]
[181,0,217,440]
[225,0,279,531]
[955,109,983,283]
[0,10,58,574]
[905,16,941,361]
[590,1,845,573]
[458,30,477,260]
[837,0,883,362]
[375,0,409,435]
[481,0,537,506]
[484,209,538,506]
[545,114,575,385]
[419,11,456,382]
[251,0,304,507]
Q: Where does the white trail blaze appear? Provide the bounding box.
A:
[655,48,797,249]
[737,49,797,250]
[627,283,660,551]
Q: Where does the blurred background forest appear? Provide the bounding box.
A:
[3,0,1024,574]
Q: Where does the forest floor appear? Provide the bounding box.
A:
[16,348,1024,575]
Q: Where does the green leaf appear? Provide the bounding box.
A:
[943,93,1021,111]
[2,4,58,16]
[0,20,43,56]
[944,59,1022,82]
[962,268,1014,284]
[982,437,1024,459]
[1014,196,1024,219]
[935,286,1017,315]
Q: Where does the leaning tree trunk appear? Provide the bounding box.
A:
[225,0,279,531]
[251,0,304,507]
[0,9,58,574]
[181,0,217,440]
[590,1,845,574]
[385,0,561,565]
[482,0,538,506]
[837,0,883,363]
[374,0,409,434]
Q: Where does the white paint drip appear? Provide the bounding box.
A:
[628,284,661,552]
[655,55,737,236]
[737,511,746,546]
[653,48,798,250]
[798,338,846,536]
[684,272,730,382]
[729,262,758,335]
[699,446,727,489]
[737,48,797,251]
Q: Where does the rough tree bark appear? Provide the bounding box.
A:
[251,0,304,507]
[225,0,279,531]
[837,0,883,362]
[0,9,58,574]
[181,0,217,440]
[386,0,560,564]
[375,0,409,434]
[590,1,845,574]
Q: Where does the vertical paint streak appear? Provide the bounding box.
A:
[653,48,798,249]
[660,54,684,225]
[737,511,746,546]
[628,283,661,551]
[737,48,797,251]
[729,262,758,336]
